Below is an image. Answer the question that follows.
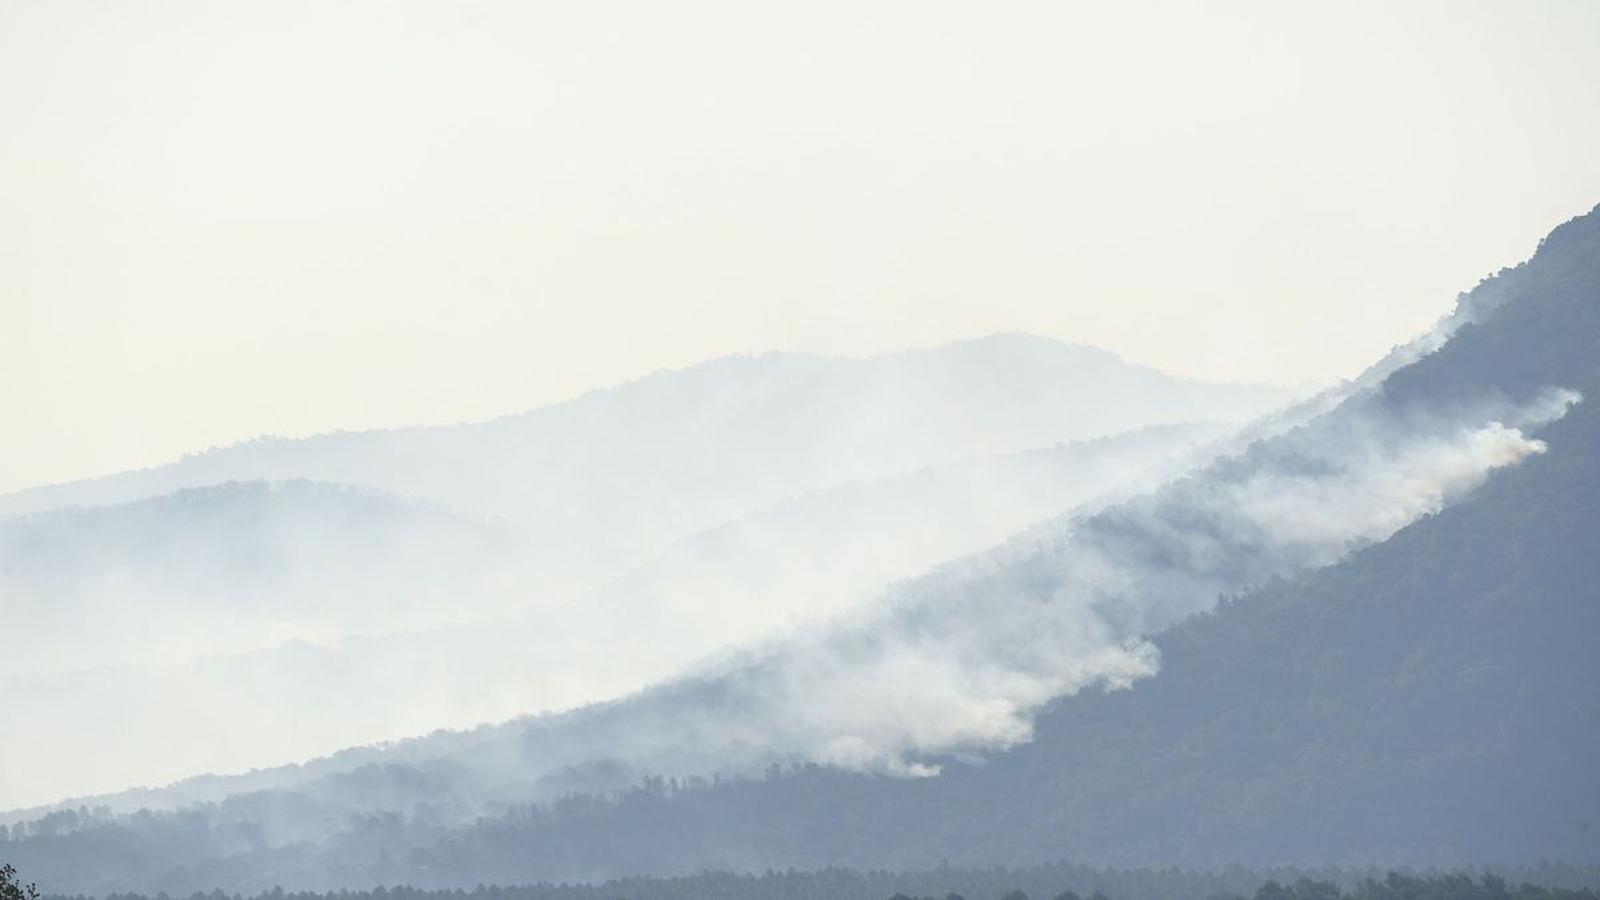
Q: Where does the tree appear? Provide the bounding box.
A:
[0,864,39,900]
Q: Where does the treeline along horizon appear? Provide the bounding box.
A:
[26,865,1600,900]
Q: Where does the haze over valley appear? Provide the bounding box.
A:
[3,4,1599,900]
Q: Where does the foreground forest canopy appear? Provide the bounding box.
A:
[24,867,1600,900]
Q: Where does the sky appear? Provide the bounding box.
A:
[2,0,1598,495]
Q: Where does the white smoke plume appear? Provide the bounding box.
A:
[0,421,1236,812]
[447,386,1584,794]
[10,387,1573,852]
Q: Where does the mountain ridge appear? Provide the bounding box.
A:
[0,333,1288,517]
[6,206,1594,893]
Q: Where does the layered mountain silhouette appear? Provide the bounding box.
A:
[3,205,1596,894]
[0,421,1229,813]
[0,335,1290,594]
[0,339,1285,811]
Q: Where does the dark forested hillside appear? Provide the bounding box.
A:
[359,208,1600,883]
[346,378,1599,882]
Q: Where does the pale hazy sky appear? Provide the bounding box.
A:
[3,0,1598,494]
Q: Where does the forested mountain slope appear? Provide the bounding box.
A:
[4,205,1596,894]
[425,371,1596,881]
[322,206,1600,882]
[384,203,1600,877]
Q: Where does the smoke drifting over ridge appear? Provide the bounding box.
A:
[477,387,1580,788]
[8,200,1600,900]
[8,376,1575,843]
[0,392,1254,810]
[4,212,1588,833]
